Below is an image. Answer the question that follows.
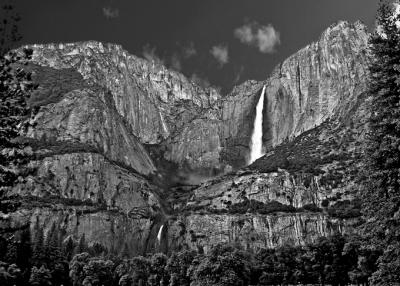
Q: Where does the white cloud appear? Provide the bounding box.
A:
[234,24,253,43]
[182,42,197,58]
[234,22,280,53]
[233,66,245,84]
[210,44,229,67]
[102,7,119,19]
[170,53,182,71]
[142,44,164,65]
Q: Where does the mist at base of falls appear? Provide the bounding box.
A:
[248,85,266,165]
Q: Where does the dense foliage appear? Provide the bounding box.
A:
[0,227,381,286]
[360,1,400,284]
[0,1,22,56]
[0,1,37,212]
[0,49,36,190]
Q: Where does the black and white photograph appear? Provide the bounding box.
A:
[0,0,399,285]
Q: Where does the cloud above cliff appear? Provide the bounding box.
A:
[142,44,165,65]
[233,65,245,84]
[234,22,280,53]
[210,44,229,67]
[102,6,119,19]
[170,53,182,71]
[181,42,197,58]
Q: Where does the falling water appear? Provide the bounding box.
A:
[248,85,266,164]
[159,111,169,134]
[157,225,164,244]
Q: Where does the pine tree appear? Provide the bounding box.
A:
[73,234,87,255]
[16,228,32,270]
[361,0,400,284]
[0,49,37,212]
[29,265,52,286]
[0,1,37,212]
[0,1,22,56]
[63,236,75,262]
[32,219,45,267]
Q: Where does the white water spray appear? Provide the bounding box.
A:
[248,85,266,164]
[157,225,164,244]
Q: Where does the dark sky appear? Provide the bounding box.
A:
[12,0,379,93]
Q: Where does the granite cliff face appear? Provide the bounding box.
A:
[24,42,223,171]
[221,21,369,166]
[1,21,370,255]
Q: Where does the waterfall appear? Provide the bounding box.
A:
[157,225,164,243]
[159,112,168,134]
[248,85,266,164]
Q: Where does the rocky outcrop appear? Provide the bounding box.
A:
[23,42,222,171]
[264,21,368,146]
[168,213,358,253]
[0,207,163,256]
[25,67,156,175]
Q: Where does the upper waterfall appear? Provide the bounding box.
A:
[248,85,266,164]
[157,225,164,243]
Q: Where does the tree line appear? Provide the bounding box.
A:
[0,224,381,286]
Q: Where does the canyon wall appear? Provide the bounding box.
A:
[24,41,222,171]
[0,21,371,255]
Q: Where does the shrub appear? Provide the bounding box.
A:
[327,200,362,219]
[229,199,297,214]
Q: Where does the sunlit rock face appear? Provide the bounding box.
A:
[168,213,358,253]
[23,41,222,171]
[265,21,369,146]
[220,80,265,168]
[26,83,156,175]
[1,207,160,256]
[11,153,160,213]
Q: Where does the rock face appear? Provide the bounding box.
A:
[24,42,222,171]
[1,21,371,255]
[168,21,370,252]
[221,21,369,166]
[168,213,358,253]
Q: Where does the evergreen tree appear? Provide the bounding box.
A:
[361,0,400,284]
[0,0,37,204]
[29,265,52,286]
[74,234,88,255]
[32,219,45,266]
[69,252,90,286]
[0,1,22,56]
[63,236,76,262]
[15,228,32,280]
[45,222,61,262]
